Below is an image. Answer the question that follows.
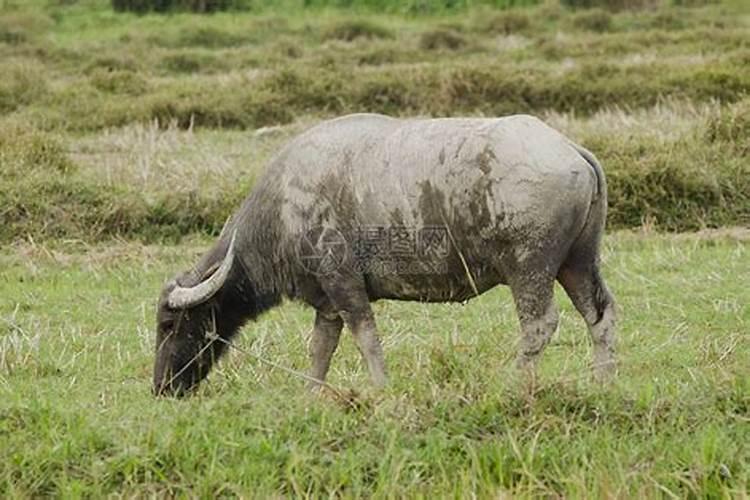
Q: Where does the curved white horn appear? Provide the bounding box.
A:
[167,230,237,309]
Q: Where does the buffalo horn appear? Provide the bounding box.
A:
[167,229,237,309]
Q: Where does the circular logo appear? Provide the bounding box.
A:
[297,226,348,276]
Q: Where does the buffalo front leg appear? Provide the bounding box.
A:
[342,309,388,388]
[510,276,559,386]
[308,310,344,390]
[320,272,388,388]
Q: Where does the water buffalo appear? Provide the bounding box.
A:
[153,113,616,397]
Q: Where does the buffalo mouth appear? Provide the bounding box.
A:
[152,366,199,398]
[152,378,195,398]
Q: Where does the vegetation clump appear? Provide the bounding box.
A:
[477,10,532,34]
[0,23,27,45]
[89,69,150,95]
[560,0,656,10]
[419,29,467,51]
[0,60,48,114]
[0,123,237,242]
[173,26,255,48]
[322,19,393,42]
[706,98,750,155]
[161,52,216,73]
[0,125,74,178]
[599,135,748,230]
[571,8,614,32]
[111,0,249,13]
[0,11,54,45]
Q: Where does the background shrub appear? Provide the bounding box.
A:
[419,29,467,51]
[671,0,719,6]
[110,0,544,13]
[571,8,613,32]
[0,12,54,44]
[477,10,532,34]
[0,123,238,242]
[161,52,226,73]
[590,134,749,230]
[0,61,48,114]
[111,0,251,13]
[560,0,656,10]
[89,69,150,95]
[322,19,393,41]
[174,26,255,48]
[0,126,74,178]
[706,98,750,155]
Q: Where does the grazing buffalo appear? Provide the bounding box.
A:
[153,113,616,397]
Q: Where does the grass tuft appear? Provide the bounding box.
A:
[322,19,393,42]
[89,69,150,95]
[173,26,255,48]
[571,8,614,32]
[560,0,657,10]
[0,59,48,114]
[418,28,467,51]
[0,125,74,177]
[0,11,54,44]
[160,52,218,73]
[476,10,532,34]
[706,98,750,155]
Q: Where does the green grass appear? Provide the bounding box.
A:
[0,231,748,496]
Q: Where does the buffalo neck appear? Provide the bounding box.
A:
[211,265,280,343]
[205,178,286,334]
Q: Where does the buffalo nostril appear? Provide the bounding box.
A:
[153,383,167,397]
[153,380,189,398]
[152,375,174,397]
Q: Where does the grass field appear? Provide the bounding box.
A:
[1,0,749,497]
[0,231,748,496]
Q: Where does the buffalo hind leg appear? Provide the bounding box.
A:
[308,310,344,390]
[510,275,559,386]
[558,263,616,381]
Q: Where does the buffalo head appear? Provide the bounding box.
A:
[153,231,237,397]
